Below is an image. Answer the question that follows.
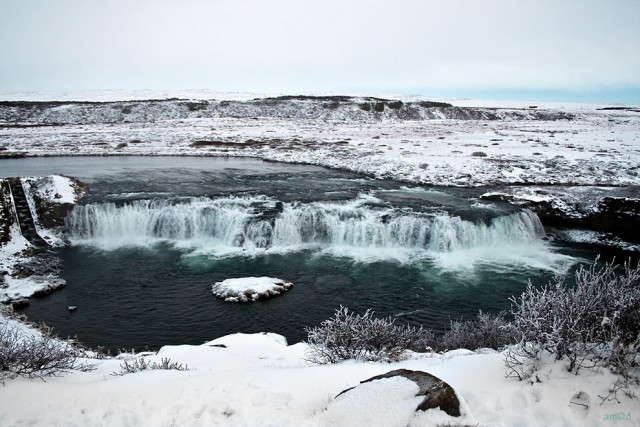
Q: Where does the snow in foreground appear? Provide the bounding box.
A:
[0,331,636,427]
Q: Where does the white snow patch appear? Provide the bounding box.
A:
[212,277,294,302]
[559,229,640,251]
[1,276,65,303]
[317,376,422,427]
[23,175,78,205]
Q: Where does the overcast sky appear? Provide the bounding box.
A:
[1,0,639,102]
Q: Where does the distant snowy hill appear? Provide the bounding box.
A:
[0,95,575,126]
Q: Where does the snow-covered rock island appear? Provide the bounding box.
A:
[212,277,294,302]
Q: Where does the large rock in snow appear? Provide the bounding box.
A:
[335,369,462,417]
[211,277,293,302]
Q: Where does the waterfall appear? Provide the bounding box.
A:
[65,195,546,256]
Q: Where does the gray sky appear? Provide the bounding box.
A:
[1,0,639,102]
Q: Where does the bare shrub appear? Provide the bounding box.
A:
[471,151,487,157]
[440,311,516,351]
[305,306,435,364]
[112,356,189,376]
[1,322,95,383]
[507,259,640,381]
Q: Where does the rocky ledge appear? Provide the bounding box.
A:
[481,187,640,251]
[0,175,87,307]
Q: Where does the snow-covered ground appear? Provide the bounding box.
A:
[0,330,637,427]
[1,93,639,187]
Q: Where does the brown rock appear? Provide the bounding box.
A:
[337,369,461,417]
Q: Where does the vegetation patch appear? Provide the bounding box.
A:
[305,306,435,363]
[1,322,95,383]
[505,260,640,402]
[112,356,189,376]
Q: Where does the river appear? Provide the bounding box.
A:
[3,156,599,351]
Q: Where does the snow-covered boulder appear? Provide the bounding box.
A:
[335,369,463,417]
[211,277,293,302]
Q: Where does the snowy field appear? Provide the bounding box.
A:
[1,91,639,187]
[1,93,639,426]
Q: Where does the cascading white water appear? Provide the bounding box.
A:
[65,195,546,258]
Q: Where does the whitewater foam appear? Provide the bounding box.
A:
[65,194,568,269]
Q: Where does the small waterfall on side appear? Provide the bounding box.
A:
[65,195,547,258]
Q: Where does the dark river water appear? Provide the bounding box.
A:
[2,156,601,351]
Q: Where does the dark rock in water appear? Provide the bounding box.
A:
[587,197,640,243]
[481,190,640,246]
[336,369,461,417]
[11,297,30,309]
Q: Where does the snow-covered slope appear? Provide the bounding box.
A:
[0,331,636,427]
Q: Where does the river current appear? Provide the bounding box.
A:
[3,156,598,351]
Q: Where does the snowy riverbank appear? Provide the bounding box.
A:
[0,175,84,305]
[0,329,637,427]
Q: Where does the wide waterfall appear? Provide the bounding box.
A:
[65,195,546,257]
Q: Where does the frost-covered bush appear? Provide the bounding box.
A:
[440,311,516,351]
[506,259,640,380]
[112,356,189,376]
[0,322,95,383]
[305,306,435,364]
